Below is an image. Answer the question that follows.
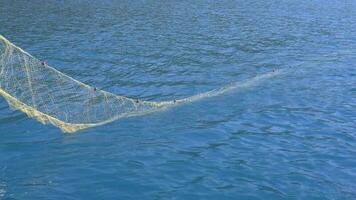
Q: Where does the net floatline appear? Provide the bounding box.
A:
[0,35,281,133]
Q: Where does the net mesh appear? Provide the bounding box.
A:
[0,35,281,133]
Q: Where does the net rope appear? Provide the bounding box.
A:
[0,35,281,133]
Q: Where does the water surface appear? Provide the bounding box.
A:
[0,0,355,199]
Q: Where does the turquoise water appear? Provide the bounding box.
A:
[0,0,355,199]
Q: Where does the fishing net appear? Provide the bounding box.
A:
[0,35,280,133]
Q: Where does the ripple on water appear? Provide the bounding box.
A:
[0,0,356,199]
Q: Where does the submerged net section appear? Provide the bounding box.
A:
[0,35,282,133]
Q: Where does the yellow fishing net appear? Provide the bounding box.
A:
[0,35,280,133]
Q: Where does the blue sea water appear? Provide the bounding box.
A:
[0,0,355,199]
